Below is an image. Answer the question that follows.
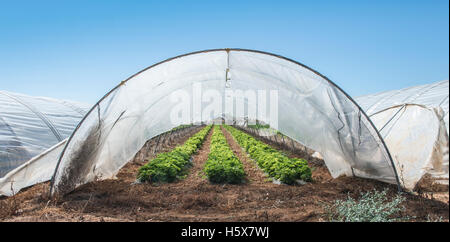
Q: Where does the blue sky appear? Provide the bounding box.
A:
[0,0,448,104]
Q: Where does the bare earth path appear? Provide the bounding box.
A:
[221,126,269,185]
[180,126,214,186]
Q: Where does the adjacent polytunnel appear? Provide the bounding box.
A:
[356,80,449,189]
[0,91,90,196]
[50,49,401,195]
[356,80,449,133]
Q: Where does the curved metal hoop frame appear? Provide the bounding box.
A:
[50,48,402,194]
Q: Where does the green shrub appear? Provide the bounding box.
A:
[224,125,311,184]
[325,189,410,222]
[203,126,245,184]
[137,125,212,183]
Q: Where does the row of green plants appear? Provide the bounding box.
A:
[224,125,312,184]
[137,125,212,183]
[171,124,193,132]
[246,122,287,137]
[247,122,270,130]
[203,126,246,184]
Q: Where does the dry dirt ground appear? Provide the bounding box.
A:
[1,126,448,222]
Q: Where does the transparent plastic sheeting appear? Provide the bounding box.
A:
[51,49,399,195]
[356,80,449,134]
[356,80,449,189]
[0,91,90,178]
[0,139,67,196]
[367,105,448,189]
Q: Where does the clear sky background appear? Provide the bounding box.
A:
[0,0,448,104]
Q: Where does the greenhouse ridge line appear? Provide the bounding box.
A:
[406,80,447,104]
[50,48,402,195]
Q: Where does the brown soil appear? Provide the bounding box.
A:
[1,126,448,222]
[180,125,214,186]
[221,126,270,185]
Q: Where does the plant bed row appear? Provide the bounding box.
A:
[224,125,311,184]
[203,125,245,184]
[137,125,212,183]
[171,124,194,132]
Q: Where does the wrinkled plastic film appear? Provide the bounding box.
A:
[0,91,90,178]
[51,49,399,195]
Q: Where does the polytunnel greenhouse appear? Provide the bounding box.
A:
[0,91,90,196]
[356,80,449,189]
[1,49,448,223]
[49,48,404,196]
[1,49,447,198]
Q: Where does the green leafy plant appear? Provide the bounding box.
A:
[137,125,212,183]
[171,124,193,132]
[247,121,270,130]
[203,126,245,184]
[224,125,311,184]
[325,189,411,222]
